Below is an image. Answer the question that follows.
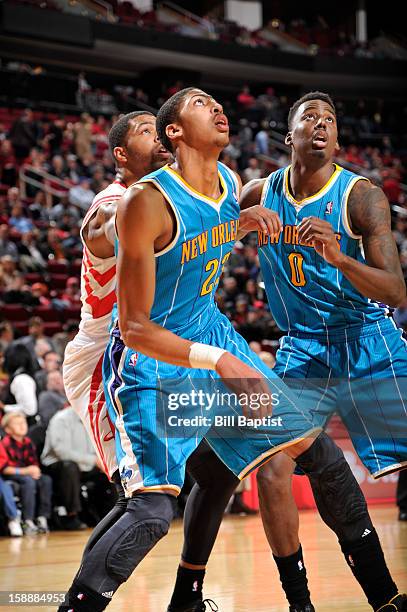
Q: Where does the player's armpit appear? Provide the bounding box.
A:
[239,178,266,211]
[83,203,117,258]
[340,180,406,306]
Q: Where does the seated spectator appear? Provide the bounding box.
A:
[1,344,38,425]
[0,224,18,260]
[35,350,62,393]
[53,321,78,359]
[0,412,52,534]
[31,283,51,307]
[242,157,262,184]
[38,371,67,426]
[17,230,46,272]
[69,178,95,213]
[0,474,23,537]
[2,271,40,307]
[237,85,255,109]
[41,406,114,529]
[60,277,81,307]
[0,322,14,351]
[16,317,54,371]
[8,204,34,236]
[0,254,17,288]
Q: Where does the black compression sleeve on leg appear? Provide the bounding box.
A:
[294,432,374,541]
[295,433,397,609]
[61,492,177,612]
[81,471,128,560]
[182,440,239,565]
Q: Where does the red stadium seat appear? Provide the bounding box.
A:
[12,322,29,336]
[69,261,82,277]
[0,304,30,321]
[61,306,81,321]
[43,322,63,336]
[49,274,69,290]
[47,261,68,274]
[32,306,60,321]
[24,273,44,284]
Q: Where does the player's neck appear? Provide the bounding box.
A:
[172,147,221,199]
[289,159,335,201]
[120,168,140,188]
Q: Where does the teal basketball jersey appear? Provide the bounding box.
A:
[112,162,240,338]
[258,164,388,334]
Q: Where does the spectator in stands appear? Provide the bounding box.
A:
[66,154,81,185]
[17,230,46,272]
[35,350,62,393]
[8,204,34,236]
[41,406,113,530]
[0,322,14,350]
[0,344,38,424]
[254,121,270,155]
[16,317,54,371]
[31,283,51,307]
[242,157,262,183]
[237,85,255,109]
[0,254,17,289]
[0,139,17,186]
[0,224,18,260]
[74,113,93,159]
[68,178,95,213]
[259,350,276,369]
[0,412,52,534]
[2,271,40,307]
[9,109,39,162]
[52,321,78,359]
[50,194,81,224]
[60,277,81,307]
[48,155,67,182]
[38,370,67,426]
[6,186,20,212]
[0,474,23,537]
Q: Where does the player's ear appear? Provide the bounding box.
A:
[166,123,182,148]
[334,140,340,154]
[113,147,127,165]
[285,132,293,146]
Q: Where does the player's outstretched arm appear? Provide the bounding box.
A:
[238,178,282,238]
[298,181,406,307]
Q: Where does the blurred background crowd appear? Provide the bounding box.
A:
[0,0,406,537]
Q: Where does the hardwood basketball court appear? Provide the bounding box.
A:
[1,505,406,611]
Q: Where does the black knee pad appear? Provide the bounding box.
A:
[106,492,176,582]
[295,433,373,541]
[187,440,238,490]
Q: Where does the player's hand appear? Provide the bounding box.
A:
[87,203,116,242]
[215,352,274,419]
[239,206,282,238]
[297,216,346,267]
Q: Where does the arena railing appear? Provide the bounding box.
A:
[19,165,72,207]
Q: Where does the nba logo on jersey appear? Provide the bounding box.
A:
[129,353,138,367]
[325,201,333,214]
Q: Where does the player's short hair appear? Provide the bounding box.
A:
[287,91,336,130]
[108,111,154,157]
[156,87,196,153]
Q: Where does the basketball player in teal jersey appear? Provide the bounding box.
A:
[236,91,407,611]
[59,89,400,612]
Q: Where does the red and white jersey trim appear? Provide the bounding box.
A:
[79,180,125,337]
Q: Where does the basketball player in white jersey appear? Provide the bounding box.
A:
[62,111,171,545]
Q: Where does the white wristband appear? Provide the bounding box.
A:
[189,343,226,370]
